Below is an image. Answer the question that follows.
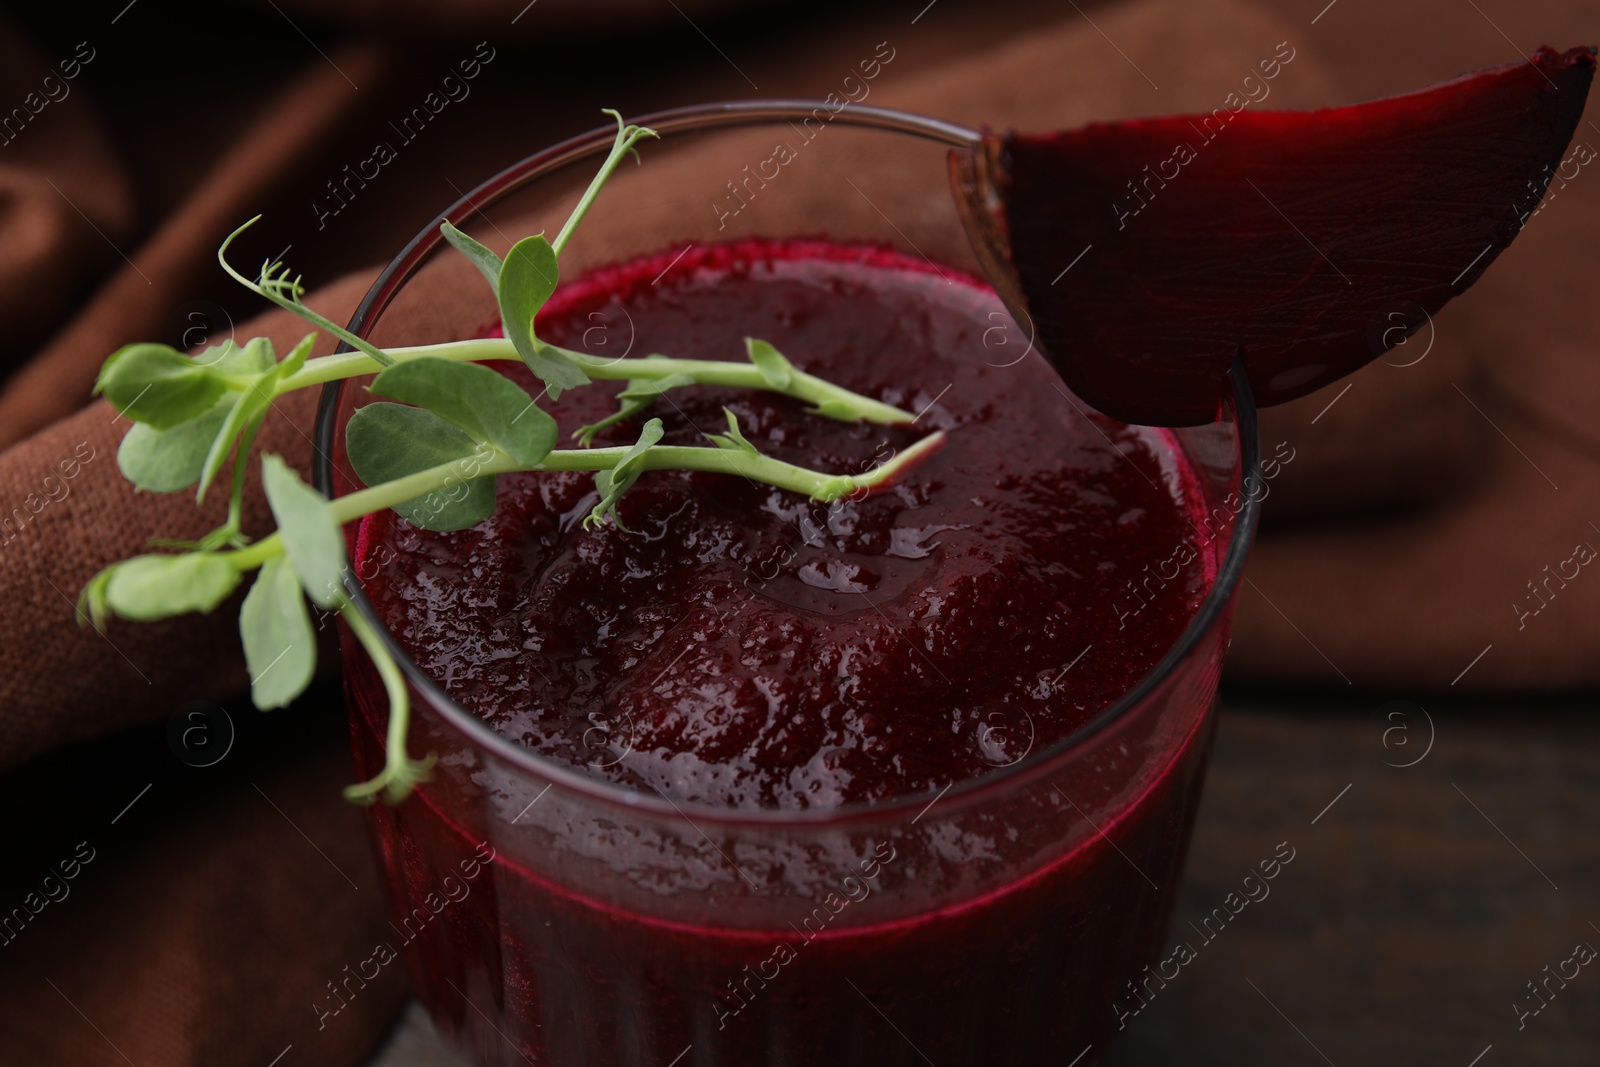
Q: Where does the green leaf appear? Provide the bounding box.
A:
[217,218,393,368]
[584,417,664,531]
[196,391,260,504]
[97,343,228,429]
[261,454,346,608]
[117,395,233,492]
[573,367,696,446]
[196,362,286,503]
[196,332,313,503]
[103,553,242,621]
[499,235,587,398]
[77,566,115,630]
[369,357,556,466]
[345,403,495,532]
[705,407,758,455]
[279,332,315,377]
[184,336,274,376]
[440,221,503,290]
[187,339,239,371]
[216,336,277,374]
[746,338,793,389]
[239,555,317,710]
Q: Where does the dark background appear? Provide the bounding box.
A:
[2,1,1597,1064]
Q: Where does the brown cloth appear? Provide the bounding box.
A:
[1,0,1597,1063]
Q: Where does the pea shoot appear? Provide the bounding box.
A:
[80,111,944,804]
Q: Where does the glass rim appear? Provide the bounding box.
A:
[314,100,1262,829]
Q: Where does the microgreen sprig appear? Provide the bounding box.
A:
[81,111,946,805]
[218,223,393,369]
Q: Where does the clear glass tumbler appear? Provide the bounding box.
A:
[315,102,1261,1067]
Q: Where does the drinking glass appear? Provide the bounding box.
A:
[315,101,1261,1066]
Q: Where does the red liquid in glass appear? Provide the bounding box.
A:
[345,240,1222,1065]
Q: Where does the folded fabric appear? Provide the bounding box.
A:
[1,0,1597,1063]
[1227,0,1600,688]
[0,727,405,1067]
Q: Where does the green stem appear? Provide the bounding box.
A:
[225,416,263,538]
[337,594,434,803]
[568,352,915,426]
[217,217,393,368]
[221,432,943,574]
[552,114,658,258]
[539,434,944,500]
[332,451,521,523]
[274,338,915,426]
[225,450,521,570]
[208,415,942,804]
[274,338,510,391]
[228,532,283,571]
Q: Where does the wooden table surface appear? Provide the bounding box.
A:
[370,696,1600,1066]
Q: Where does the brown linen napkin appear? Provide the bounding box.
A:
[0,725,405,1067]
[1,0,1597,1063]
[1230,196,1600,690]
[1228,0,1600,690]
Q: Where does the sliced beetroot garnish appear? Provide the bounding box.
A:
[951,46,1595,425]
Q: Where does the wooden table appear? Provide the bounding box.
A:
[371,697,1600,1065]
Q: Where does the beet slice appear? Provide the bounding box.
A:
[951,46,1595,425]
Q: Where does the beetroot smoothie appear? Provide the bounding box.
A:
[340,240,1233,1065]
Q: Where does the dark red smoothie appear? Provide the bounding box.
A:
[342,240,1228,1065]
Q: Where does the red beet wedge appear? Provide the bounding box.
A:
[952,46,1595,426]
